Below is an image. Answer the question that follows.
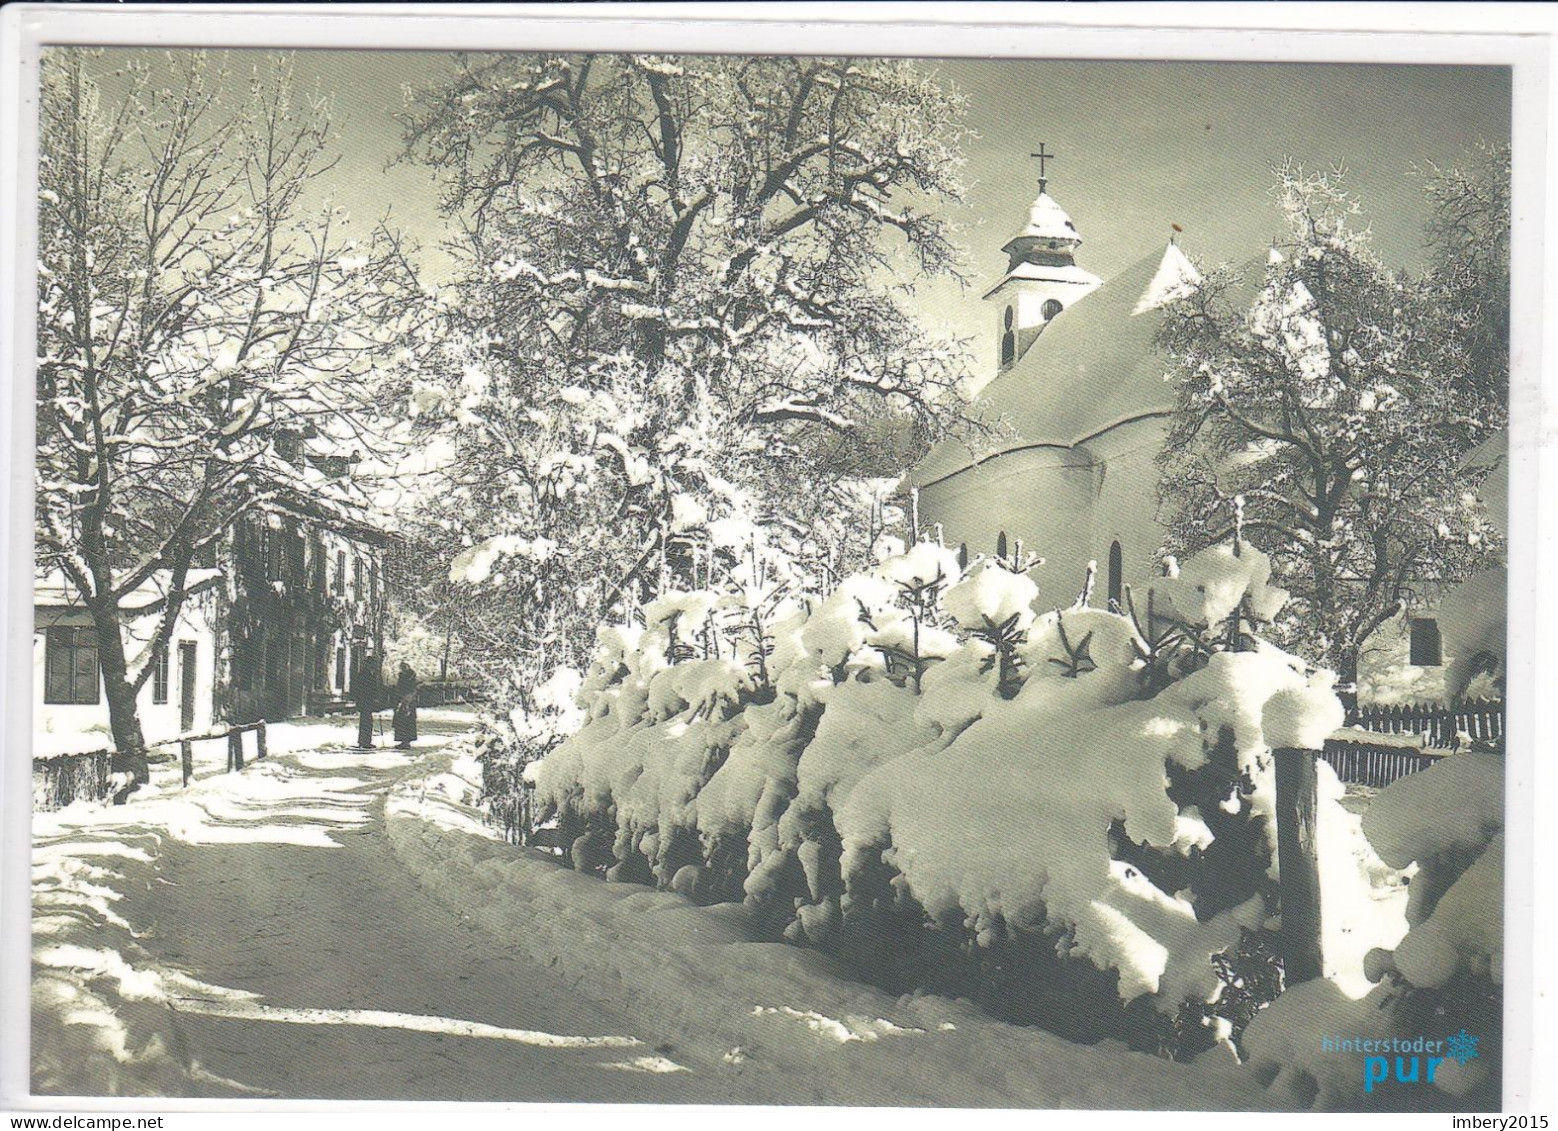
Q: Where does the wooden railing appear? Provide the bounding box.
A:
[416,680,485,706]
[311,680,484,716]
[166,720,268,787]
[31,720,270,811]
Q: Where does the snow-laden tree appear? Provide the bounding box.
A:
[1421,144,1510,407]
[36,50,423,796]
[398,53,976,713]
[1156,162,1507,709]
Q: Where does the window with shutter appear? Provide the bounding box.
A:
[44,626,100,704]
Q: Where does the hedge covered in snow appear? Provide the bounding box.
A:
[523,539,1383,1054]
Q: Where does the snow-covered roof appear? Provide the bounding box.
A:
[910,241,1276,493]
[911,245,1188,487]
[35,568,223,612]
[1461,429,1508,472]
[1460,429,1508,538]
[1003,191,1082,249]
[981,260,1103,300]
[1132,242,1202,315]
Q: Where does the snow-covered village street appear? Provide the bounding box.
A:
[33,708,1286,1107]
[42,713,715,1104]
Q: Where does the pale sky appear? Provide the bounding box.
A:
[82,50,1511,379]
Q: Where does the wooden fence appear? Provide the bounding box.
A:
[1319,739,1447,790]
[32,720,270,811]
[1354,699,1503,749]
[175,720,269,786]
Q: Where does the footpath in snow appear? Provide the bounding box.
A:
[33,710,718,1102]
[33,706,1278,1107]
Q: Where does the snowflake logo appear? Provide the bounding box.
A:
[1445,1029,1480,1065]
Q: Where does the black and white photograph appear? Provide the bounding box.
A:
[2,5,1545,1119]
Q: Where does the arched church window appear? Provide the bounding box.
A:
[1042,298,1064,322]
[1000,306,1015,366]
[1107,540,1123,612]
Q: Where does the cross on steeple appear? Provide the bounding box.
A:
[1030,143,1055,192]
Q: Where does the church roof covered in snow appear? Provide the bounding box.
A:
[1132,241,1202,315]
[911,244,1196,488]
[981,260,1102,299]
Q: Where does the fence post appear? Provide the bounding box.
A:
[229,728,244,772]
[181,740,193,787]
[1273,746,1324,986]
[256,720,268,761]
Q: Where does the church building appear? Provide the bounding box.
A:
[909,158,1505,713]
[909,165,1202,612]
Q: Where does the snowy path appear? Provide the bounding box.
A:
[35,708,1282,1107]
[34,711,732,1102]
[137,786,720,1100]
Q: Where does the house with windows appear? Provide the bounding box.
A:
[33,569,222,757]
[220,499,389,723]
[33,431,392,750]
[1358,431,1509,705]
[215,426,392,722]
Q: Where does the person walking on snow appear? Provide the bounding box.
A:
[393,662,419,749]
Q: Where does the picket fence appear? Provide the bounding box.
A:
[1315,699,1504,790]
[1354,698,1504,749]
[1318,740,1446,791]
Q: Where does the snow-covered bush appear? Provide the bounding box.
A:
[529,538,1364,1053]
[1240,752,1503,1109]
[475,667,587,843]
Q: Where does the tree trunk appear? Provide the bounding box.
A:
[91,604,150,804]
[441,609,452,681]
[1334,648,1361,725]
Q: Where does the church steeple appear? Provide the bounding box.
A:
[984,146,1102,371]
[1001,191,1084,273]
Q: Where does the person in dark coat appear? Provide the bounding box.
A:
[392,662,419,749]
[351,650,381,751]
